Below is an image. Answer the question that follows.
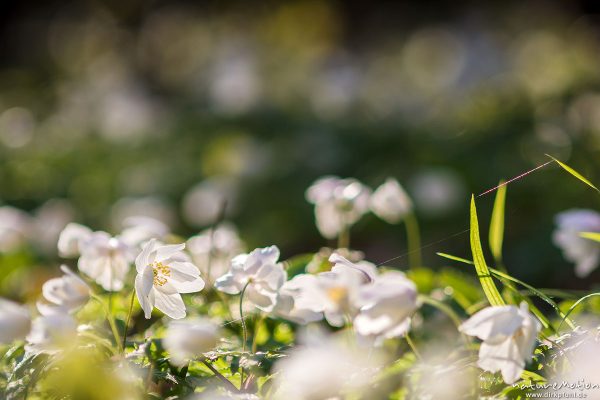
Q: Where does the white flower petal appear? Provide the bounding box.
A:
[153,290,186,319]
[459,305,523,343]
[135,267,155,319]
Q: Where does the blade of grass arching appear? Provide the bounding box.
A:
[437,252,561,330]
[489,181,506,264]
[546,154,599,193]
[557,293,600,331]
[490,268,574,330]
[579,232,600,242]
[470,195,505,306]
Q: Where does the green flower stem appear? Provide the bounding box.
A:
[405,333,421,360]
[337,224,350,249]
[122,289,136,353]
[251,314,264,354]
[404,212,422,269]
[239,281,251,387]
[91,293,122,353]
[200,357,240,393]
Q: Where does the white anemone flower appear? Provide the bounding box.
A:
[163,318,219,367]
[289,254,376,327]
[305,176,371,240]
[26,313,77,354]
[354,271,418,341]
[135,239,205,320]
[459,302,541,384]
[370,178,413,224]
[0,298,31,344]
[57,222,92,258]
[38,265,90,315]
[119,216,170,248]
[187,223,245,283]
[272,274,324,324]
[273,328,382,400]
[215,246,286,312]
[553,209,600,277]
[78,231,134,292]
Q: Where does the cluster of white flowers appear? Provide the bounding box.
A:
[6,175,597,397]
[306,176,413,240]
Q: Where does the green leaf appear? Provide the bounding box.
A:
[470,195,505,306]
[547,154,599,192]
[579,232,600,242]
[489,181,506,263]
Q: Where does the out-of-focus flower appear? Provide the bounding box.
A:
[215,246,286,312]
[273,329,382,400]
[38,265,90,315]
[57,222,93,258]
[163,318,219,367]
[553,209,600,277]
[272,274,324,324]
[31,199,74,254]
[305,176,371,239]
[0,298,31,344]
[410,169,465,216]
[187,223,245,283]
[26,313,77,354]
[370,178,413,224]
[78,232,133,292]
[0,206,31,253]
[135,239,205,319]
[354,271,418,342]
[290,254,376,327]
[459,302,540,384]
[182,178,238,227]
[119,216,170,248]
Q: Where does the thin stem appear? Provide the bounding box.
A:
[200,357,240,393]
[405,333,421,360]
[92,294,122,353]
[239,281,251,386]
[404,212,422,269]
[337,223,350,249]
[122,289,136,353]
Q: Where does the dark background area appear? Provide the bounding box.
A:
[1,0,600,297]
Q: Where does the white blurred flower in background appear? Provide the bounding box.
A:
[163,318,219,367]
[38,265,90,315]
[187,223,245,284]
[57,222,93,258]
[354,270,418,342]
[553,209,600,277]
[305,176,371,240]
[215,246,286,312]
[0,206,31,253]
[31,199,74,254]
[273,328,382,400]
[26,312,77,354]
[182,178,238,227]
[459,303,541,384]
[410,168,466,216]
[135,240,205,319]
[370,178,413,224]
[119,216,170,248]
[77,231,134,292]
[0,298,31,344]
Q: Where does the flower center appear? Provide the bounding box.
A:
[151,261,171,286]
[327,286,348,304]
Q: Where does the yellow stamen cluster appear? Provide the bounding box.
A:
[326,286,348,304]
[152,261,171,286]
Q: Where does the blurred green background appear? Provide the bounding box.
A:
[1,0,600,297]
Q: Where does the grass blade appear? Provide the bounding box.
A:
[489,181,506,263]
[579,232,600,242]
[547,154,599,193]
[557,292,600,331]
[470,195,505,306]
